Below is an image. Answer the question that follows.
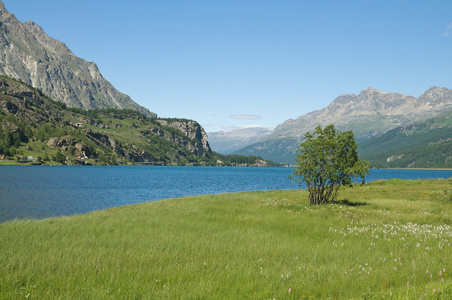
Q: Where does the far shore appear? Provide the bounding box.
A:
[1,160,452,171]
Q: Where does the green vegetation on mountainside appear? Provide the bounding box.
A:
[359,111,452,168]
[0,76,273,166]
[236,112,452,168]
[0,178,451,299]
[233,137,300,165]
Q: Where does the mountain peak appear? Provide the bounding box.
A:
[0,1,15,21]
[0,1,156,117]
[361,87,386,95]
[23,20,49,38]
[418,86,452,105]
[423,86,448,93]
[0,1,6,13]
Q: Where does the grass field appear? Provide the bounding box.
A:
[1,178,451,299]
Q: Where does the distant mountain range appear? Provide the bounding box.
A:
[227,87,452,166]
[0,1,155,117]
[208,127,272,154]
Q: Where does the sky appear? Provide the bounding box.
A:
[3,0,452,132]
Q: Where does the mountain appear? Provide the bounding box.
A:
[0,1,155,117]
[236,87,452,165]
[0,76,276,166]
[207,127,272,154]
[0,75,209,165]
[359,111,452,168]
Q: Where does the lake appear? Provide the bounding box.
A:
[0,166,451,222]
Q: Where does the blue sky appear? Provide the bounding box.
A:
[3,0,452,132]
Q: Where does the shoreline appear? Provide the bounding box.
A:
[1,161,452,170]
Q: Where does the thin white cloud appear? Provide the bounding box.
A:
[221,124,274,132]
[229,114,262,120]
[441,22,452,37]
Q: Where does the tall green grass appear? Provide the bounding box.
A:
[1,178,451,299]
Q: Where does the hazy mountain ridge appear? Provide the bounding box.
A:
[208,127,272,154]
[235,87,452,165]
[0,1,155,117]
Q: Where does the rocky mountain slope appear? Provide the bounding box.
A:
[0,1,154,116]
[235,87,452,164]
[0,76,209,165]
[208,127,272,154]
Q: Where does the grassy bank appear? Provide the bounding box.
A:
[1,179,451,299]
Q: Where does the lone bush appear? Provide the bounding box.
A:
[291,125,370,205]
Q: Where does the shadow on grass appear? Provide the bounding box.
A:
[333,199,368,206]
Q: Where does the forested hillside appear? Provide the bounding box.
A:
[358,111,452,168]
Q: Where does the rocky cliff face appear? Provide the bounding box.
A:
[157,119,211,156]
[0,1,155,117]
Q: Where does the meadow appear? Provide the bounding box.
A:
[0,178,451,299]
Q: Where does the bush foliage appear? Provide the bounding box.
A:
[291,125,370,205]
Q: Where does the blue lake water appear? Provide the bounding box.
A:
[0,166,451,222]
